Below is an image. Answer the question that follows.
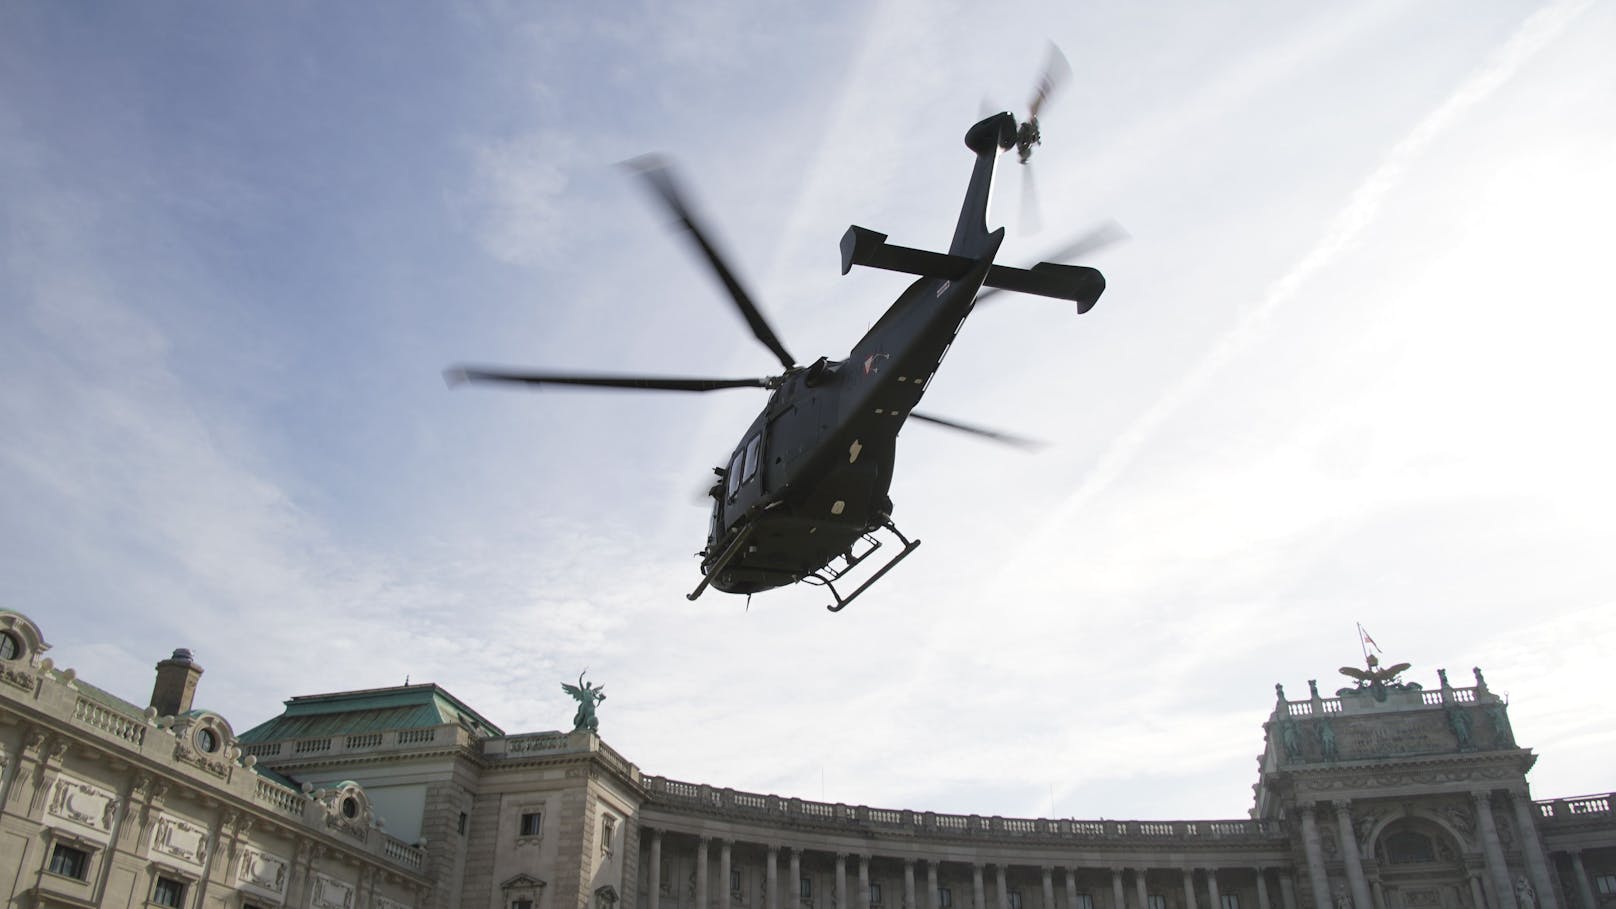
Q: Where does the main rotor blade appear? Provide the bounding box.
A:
[446,367,772,393]
[908,411,1046,451]
[1027,43,1072,119]
[626,156,796,371]
[975,219,1129,304]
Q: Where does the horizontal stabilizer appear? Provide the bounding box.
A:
[983,262,1105,313]
[841,226,975,279]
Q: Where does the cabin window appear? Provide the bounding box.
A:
[742,434,762,483]
[727,450,744,499]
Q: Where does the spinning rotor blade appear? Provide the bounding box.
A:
[975,219,1129,304]
[909,411,1046,451]
[446,367,772,393]
[626,156,796,371]
[1027,43,1072,119]
[1020,163,1043,235]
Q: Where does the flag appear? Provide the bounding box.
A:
[1361,627,1382,653]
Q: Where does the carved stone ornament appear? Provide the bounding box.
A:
[239,847,292,898]
[47,773,119,841]
[312,874,357,909]
[152,812,211,869]
[377,897,412,909]
[1,664,33,691]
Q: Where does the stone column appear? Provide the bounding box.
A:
[927,863,940,909]
[1110,869,1125,909]
[789,849,801,909]
[905,862,917,909]
[1135,869,1150,909]
[1205,870,1220,909]
[1468,874,1488,909]
[1299,806,1333,909]
[1043,869,1056,909]
[859,856,871,909]
[1255,869,1271,909]
[648,831,663,909]
[1569,852,1597,909]
[837,855,848,909]
[768,847,780,909]
[697,839,711,909]
[1183,871,1199,909]
[1473,793,1520,909]
[1508,793,1560,909]
[973,865,986,909]
[1067,870,1080,909]
[721,841,734,909]
[1333,801,1374,909]
[1368,874,1386,909]
[996,866,1010,909]
[1278,871,1297,909]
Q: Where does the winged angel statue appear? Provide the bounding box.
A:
[562,673,606,733]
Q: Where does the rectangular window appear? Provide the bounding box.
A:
[742,435,762,483]
[1009,893,1023,909]
[153,877,186,909]
[939,889,952,909]
[727,451,744,499]
[458,812,467,835]
[870,883,883,906]
[1075,895,1094,909]
[519,812,542,836]
[1148,896,1167,909]
[48,844,91,881]
[513,900,534,909]
[601,815,616,856]
[801,877,813,899]
[1596,876,1616,897]
[1221,896,1239,909]
[732,871,742,894]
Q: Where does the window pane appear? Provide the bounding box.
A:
[1009,893,1023,909]
[1149,896,1167,909]
[1222,896,1240,909]
[801,877,813,899]
[727,452,744,498]
[743,436,761,482]
[154,877,186,908]
[1077,895,1094,909]
[939,889,952,909]
[519,812,542,836]
[48,845,90,880]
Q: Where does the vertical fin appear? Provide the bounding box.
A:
[949,113,1016,257]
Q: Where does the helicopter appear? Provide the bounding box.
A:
[447,58,1118,611]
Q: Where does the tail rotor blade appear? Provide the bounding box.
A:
[1027,43,1072,119]
[624,156,796,371]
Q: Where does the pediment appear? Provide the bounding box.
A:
[501,876,547,892]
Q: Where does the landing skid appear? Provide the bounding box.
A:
[803,519,921,613]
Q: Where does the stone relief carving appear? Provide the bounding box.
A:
[1320,825,1339,858]
[1514,877,1537,909]
[240,847,291,895]
[151,813,210,868]
[378,897,412,909]
[47,774,119,837]
[312,874,356,909]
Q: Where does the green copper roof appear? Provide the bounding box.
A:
[238,683,503,743]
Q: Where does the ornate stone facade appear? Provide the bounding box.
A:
[2,608,1611,909]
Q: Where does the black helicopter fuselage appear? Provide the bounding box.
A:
[700,115,1018,596]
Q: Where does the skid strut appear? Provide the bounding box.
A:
[687,524,755,601]
[812,519,921,613]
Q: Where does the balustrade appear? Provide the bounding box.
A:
[71,696,147,745]
[642,776,1285,843]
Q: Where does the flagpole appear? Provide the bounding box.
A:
[1357,622,1369,663]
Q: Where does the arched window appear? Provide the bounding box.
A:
[1384,829,1436,864]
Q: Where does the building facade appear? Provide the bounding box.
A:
[2,608,1611,909]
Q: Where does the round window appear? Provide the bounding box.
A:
[196,727,219,753]
[342,796,359,819]
[0,631,20,661]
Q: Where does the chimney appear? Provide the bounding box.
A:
[151,648,204,717]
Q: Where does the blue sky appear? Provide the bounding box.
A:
[3,1,1614,822]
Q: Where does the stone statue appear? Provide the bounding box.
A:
[1446,704,1472,750]
[1472,667,1489,693]
[1514,876,1536,909]
[1318,720,1338,762]
[1485,702,1514,748]
[562,672,606,733]
[1333,882,1352,909]
[1280,718,1302,760]
[1308,679,1321,700]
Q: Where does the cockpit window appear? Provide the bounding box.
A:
[742,435,761,483]
[726,450,744,500]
